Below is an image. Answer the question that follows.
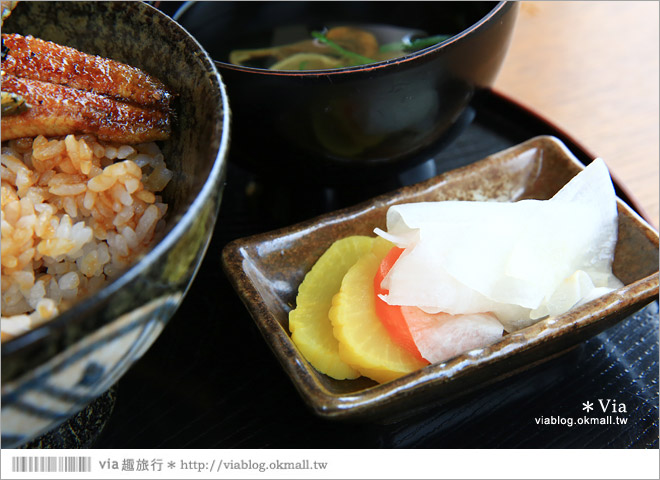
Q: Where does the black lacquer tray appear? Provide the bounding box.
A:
[90,89,658,449]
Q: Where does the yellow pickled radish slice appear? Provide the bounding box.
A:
[289,235,375,380]
[329,237,428,383]
[371,234,396,259]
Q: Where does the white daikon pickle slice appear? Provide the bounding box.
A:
[375,159,621,332]
[402,307,504,364]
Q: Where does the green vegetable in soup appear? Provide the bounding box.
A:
[309,30,376,66]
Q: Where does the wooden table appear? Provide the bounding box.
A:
[495,1,659,228]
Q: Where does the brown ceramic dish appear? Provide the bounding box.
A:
[222,136,659,421]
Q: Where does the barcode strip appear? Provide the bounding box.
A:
[12,456,91,473]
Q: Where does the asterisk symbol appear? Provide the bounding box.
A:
[582,401,594,412]
[167,461,176,469]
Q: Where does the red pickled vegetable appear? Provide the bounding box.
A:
[373,246,428,363]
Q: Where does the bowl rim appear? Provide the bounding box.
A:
[175,0,514,77]
[1,1,232,361]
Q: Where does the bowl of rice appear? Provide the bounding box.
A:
[1,1,230,447]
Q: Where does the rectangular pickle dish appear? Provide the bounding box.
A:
[221,135,659,422]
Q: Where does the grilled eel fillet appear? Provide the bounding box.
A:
[1,33,173,143]
[2,75,171,143]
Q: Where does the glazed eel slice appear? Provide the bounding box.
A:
[1,75,171,143]
[2,33,173,108]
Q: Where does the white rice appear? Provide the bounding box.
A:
[1,134,172,341]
